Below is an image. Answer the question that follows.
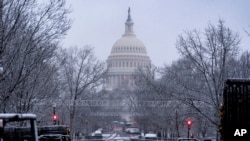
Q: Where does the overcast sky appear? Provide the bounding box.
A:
[62,0,250,67]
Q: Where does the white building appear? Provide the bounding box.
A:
[105,8,151,90]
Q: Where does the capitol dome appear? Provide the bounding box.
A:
[105,8,151,90]
[111,35,148,54]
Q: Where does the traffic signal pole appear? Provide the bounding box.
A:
[187,119,192,138]
[53,105,56,125]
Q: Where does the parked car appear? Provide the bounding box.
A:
[144,133,157,140]
[92,130,102,138]
[125,127,140,134]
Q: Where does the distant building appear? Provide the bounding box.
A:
[105,8,151,90]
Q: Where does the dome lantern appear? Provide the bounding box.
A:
[124,7,134,36]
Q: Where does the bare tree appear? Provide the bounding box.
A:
[0,0,71,113]
[57,46,107,136]
[166,19,240,137]
[130,66,176,133]
[235,51,250,78]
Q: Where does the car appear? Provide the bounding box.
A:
[90,130,103,140]
[144,133,157,140]
[125,127,140,134]
[92,130,102,136]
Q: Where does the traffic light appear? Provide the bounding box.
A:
[186,119,192,138]
[187,119,192,128]
[53,114,57,124]
[53,115,57,120]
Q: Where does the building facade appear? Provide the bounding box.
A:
[105,8,151,90]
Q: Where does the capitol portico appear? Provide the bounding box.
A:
[105,8,151,90]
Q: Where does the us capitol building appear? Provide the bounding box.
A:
[105,8,151,90]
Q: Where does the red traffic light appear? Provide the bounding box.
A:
[53,115,57,121]
[187,119,192,128]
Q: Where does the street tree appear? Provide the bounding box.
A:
[57,46,107,136]
[234,51,250,78]
[0,0,71,113]
[167,19,241,136]
[131,66,179,133]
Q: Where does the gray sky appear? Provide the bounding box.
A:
[62,0,250,67]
